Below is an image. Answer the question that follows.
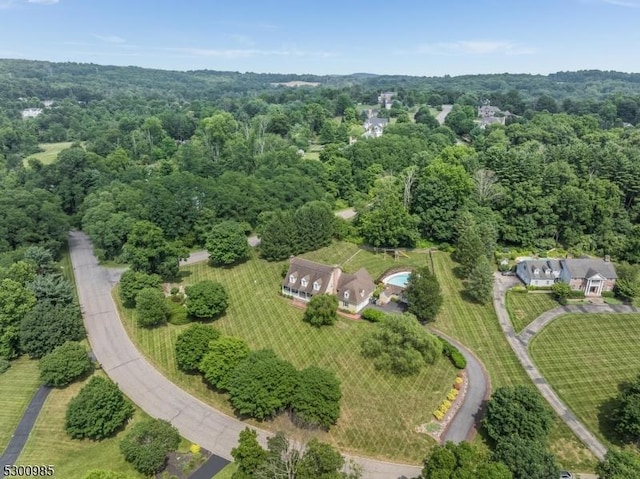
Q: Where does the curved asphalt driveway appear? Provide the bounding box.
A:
[429,329,489,443]
[69,231,421,479]
[493,273,608,460]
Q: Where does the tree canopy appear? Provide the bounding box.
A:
[404,266,443,323]
[361,313,442,376]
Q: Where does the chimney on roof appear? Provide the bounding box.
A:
[604,255,610,262]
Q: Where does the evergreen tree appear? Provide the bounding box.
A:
[466,256,494,304]
[404,266,443,323]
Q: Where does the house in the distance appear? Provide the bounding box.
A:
[363,117,389,138]
[516,257,617,296]
[478,102,509,128]
[378,92,396,110]
[282,257,375,313]
[21,108,43,119]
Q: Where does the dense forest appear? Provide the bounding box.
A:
[1,59,640,269]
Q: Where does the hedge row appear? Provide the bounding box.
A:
[439,338,467,369]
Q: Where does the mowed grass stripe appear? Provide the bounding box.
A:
[119,247,456,463]
[530,313,640,446]
[431,252,597,471]
[0,357,41,452]
[506,292,558,333]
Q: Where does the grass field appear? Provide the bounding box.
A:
[430,252,597,471]
[17,371,146,478]
[506,291,558,333]
[0,357,41,452]
[213,463,237,478]
[117,244,455,463]
[24,142,74,166]
[530,313,640,446]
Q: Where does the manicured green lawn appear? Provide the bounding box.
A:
[431,252,597,471]
[0,357,41,452]
[117,245,455,463]
[506,291,558,333]
[17,371,145,478]
[24,142,74,166]
[530,313,640,446]
[213,463,237,478]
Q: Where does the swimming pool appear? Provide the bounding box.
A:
[383,271,411,288]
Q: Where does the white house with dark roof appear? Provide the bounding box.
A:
[282,257,375,313]
[516,257,617,296]
[363,117,389,138]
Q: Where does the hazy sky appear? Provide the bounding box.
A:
[1,0,640,76]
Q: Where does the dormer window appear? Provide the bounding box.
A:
[313,281,320,291]
[289,274,296,283]
[533,268,540,275]
[301,278,308,288]
[344,291,350,299]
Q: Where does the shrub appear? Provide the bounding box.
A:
[135,288,169,327]
[199,336,250,390]
[601,291,615,298]
[65,376,133,440]
[568,289,586,299]
[511,285,528,293]
[166,299,189,325]
[120,418,180,476]
[39,342,92,387]
[303,294,338,327]
[175,323,220,372]
[360,308,385,322]
[450,351,467,369]
[0,358,9,374]
[185,280,228,320]
[118,270,162,308]
[447,389,459,401]
[453,382,462,390]
[454,377,463,385]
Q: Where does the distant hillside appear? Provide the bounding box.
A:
[2,59,640,104]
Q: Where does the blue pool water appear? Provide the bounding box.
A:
[384,272,411,287]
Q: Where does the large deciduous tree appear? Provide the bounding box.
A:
[596,448,640,479]
[231,428,268,479]
[185,280,228,320]
[421,442,512,479]
[205,220,250,266]
[0,278,36,359]
[228,349,298,419]
[361,313,442,376]
[493,437,559,479]
[118,270,162,308]
[65,377,133,440]
[174,323,220,373]
[122,220,187,279]
[483,386,555,443]
[612,374,640,444]
[404,266,443,323]
[292,366,342,429]
[199,336,250,390]
[119,419,180,476]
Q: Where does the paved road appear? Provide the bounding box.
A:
[435,105,453,125]
[430,330,489,443]
[69,231,421,479]
[493,273,607,460]
[0,386,51,469]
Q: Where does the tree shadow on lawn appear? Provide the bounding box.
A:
[452,266,466,280]
[597,396,627,447]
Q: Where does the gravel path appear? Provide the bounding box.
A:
[70,231,421,479]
